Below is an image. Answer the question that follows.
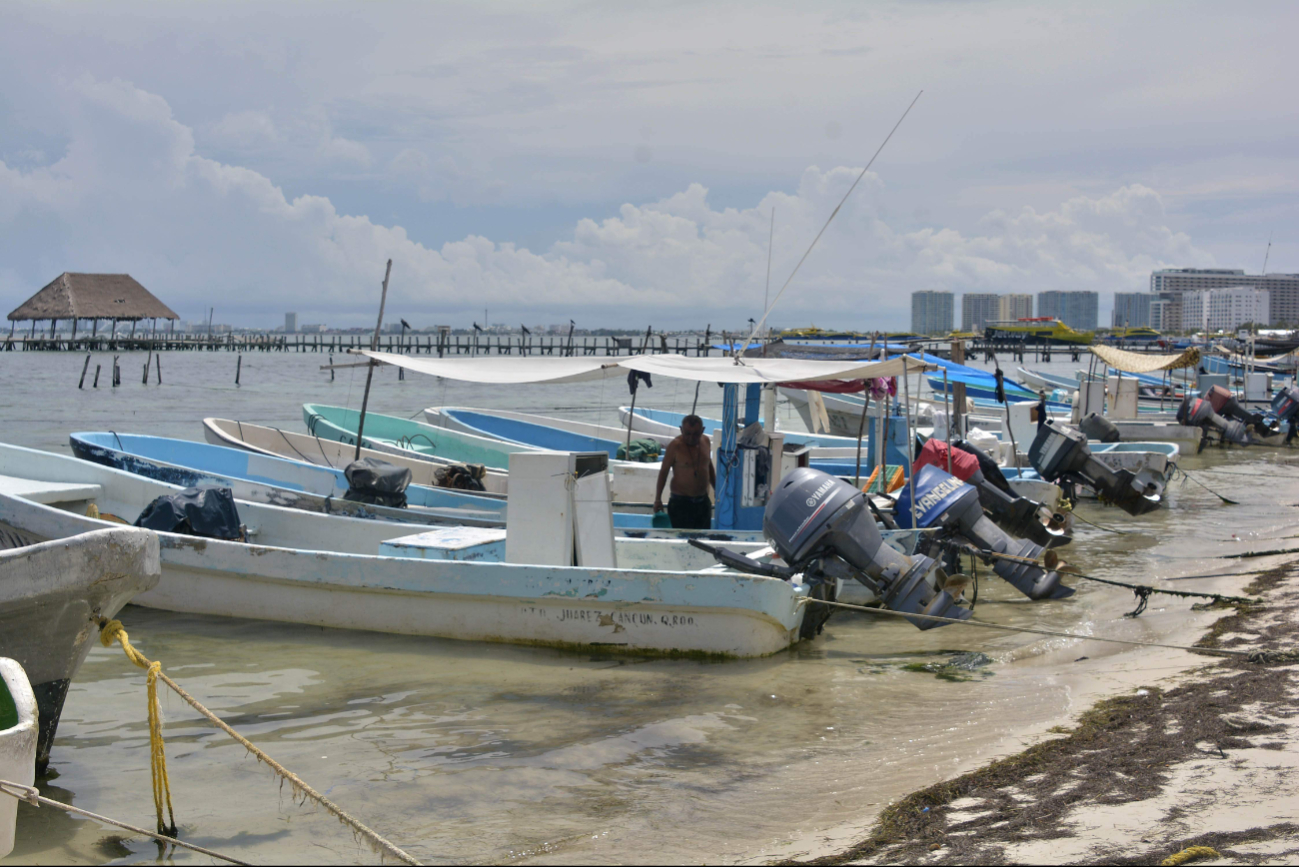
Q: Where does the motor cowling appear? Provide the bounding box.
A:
[1176,396,1250,446]
[764,468,971,629]
[1078,412,1121,443]
[1029,420,1162,515]
[1263,385,1299,438]
[893,465,1073,601]
[1204,385,1265,429]
[914,439,1070,549]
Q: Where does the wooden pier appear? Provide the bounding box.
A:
[2,332,735,357]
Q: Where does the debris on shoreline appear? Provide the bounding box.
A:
[785,561,1299,866]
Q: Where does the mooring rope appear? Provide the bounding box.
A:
[98,620,176,836]
[804,598,1284,660]
[0,780,250,865]
[1159,845,1222,866]
[98,619,421,866]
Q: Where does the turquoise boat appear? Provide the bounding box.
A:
[305,404,661,503]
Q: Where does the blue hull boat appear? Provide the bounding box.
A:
[70,432,658,531]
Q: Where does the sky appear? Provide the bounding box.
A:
[1,1,1295,332]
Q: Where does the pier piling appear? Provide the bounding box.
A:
[78,353,91,389]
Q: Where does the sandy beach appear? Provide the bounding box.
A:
[780,559,1299,866]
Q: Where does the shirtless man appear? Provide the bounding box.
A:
[653,415,716,529]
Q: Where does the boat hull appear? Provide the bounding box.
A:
[0,523,159,771]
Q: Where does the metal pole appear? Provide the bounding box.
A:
[354,259,393,461]
[853,387,870,488]
[902,356,917,530]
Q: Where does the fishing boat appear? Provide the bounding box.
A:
[70,431,508,527]
[0,519,159,773]
[1,658,36,855]
[202,417,510,495]
[615,406,864,458]
[984,317,1095,346]
[0,444,814,658]
[427,407,673,449]
[305,403,660,503]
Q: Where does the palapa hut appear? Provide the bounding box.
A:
[7,272,179,342]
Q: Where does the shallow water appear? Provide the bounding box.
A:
[2,350,1295,864]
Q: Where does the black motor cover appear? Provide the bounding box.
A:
[135,486,243,540]
[1029,420,1162,515]
[1176,396,1250,446]
[1078,412,1121,443]
[344,457,412,507]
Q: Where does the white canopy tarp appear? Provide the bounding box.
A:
[353,350,937,385]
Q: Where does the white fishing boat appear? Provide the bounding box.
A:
[0,518,159,772]
[613,405,865,458]
[1,658,37,856]
[203,417,510,496]
[0,444,817,658]
[426,406,674,449]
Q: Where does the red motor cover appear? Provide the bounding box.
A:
[1205,385,1233,413]
[913,438,980,482]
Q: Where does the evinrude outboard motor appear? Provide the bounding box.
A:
[1078,412,1121,443]
[763,468,972,629]
[1204,385,1266,429]
[894,465,1073,600]
[914,438,1071,549]
[1176,395,1250,447]
[1029,420,1162,515]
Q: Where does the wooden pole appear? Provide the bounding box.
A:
[354,259,393,461]
[93,364,101,387]
[155,353,161,384]
[950,338,966,439]
[78,353,91,389]
[235,353,242,385]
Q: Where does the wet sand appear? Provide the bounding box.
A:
[784,558,1299,866]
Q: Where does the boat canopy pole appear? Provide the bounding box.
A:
[354,259,393,461]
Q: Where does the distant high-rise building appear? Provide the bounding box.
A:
[285,312,297,334]
[961,293,1001,333]
[1037,291,1098,331]
[1112,293,1161,329]
[1180,287,1270,332]
[1151,268,1299,326]
[910,290,954,334]
[998,294,1033,321]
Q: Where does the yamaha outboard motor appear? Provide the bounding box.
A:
[763,468,972,629]
[1204,385,1266,429]
[894,465,1073,600]
[1078,412,1121,443]
[914,439,1071,549]
[1176,395,1250,447]
[1029,420,1162,515]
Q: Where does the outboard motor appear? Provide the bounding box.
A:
[1262,385,1299,441]
[1029,420,1162,515]
[1204,385,1266,429]
[763,468,972,629]
[914,439,1070,549]
[894,465,1073,600]
[1078,412,1121,443]
[1176,395,1250,447]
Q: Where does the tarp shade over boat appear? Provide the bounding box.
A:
[1089,345,1201,373]
[353,350,937,385]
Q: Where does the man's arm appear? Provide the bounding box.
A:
[704,435,716,490]
[654,441,675,511]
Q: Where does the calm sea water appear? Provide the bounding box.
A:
[2,349,1294,865]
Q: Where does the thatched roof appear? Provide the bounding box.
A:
[7,273,179,321]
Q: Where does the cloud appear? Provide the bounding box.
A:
[318,135,372,168]
[208,110,280,148]
[0,76,1213,329]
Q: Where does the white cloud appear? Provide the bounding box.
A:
[208,110,280,148]
[318,135,372,168]
[0,77,1214,328]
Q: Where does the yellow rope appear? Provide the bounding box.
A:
[1160,845,1221,866]
[99,619,177,836]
